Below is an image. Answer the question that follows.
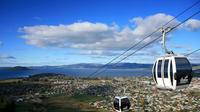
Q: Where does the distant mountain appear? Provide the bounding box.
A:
[0,66,31,71]
[1,63,200,70]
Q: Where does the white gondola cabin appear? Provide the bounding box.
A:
[113,96,131,112]
[152,27,193,90]
[152,54,192,90]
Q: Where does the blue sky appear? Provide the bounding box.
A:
[0,0,200,66]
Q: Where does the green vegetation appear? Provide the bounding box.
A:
[15,94,106,112]
[193,65,200,70]
[187,91,200,99]
[193,73,200,77]
[45,95,98,112]
[72,94,105,103]
[0,79,22,84]
[192,65,200,77]
[0,96,15,112]
[0,75,109,112]
[29,73,65,78]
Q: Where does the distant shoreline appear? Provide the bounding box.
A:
[0,67,152,80]
[0,63,199,80]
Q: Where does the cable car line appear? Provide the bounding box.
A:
[87,1,200,78]
[91,9,200,78]
[95,36,162,77]
[112,7,200,112]
[152,10,200,90]
[185,48,200,56]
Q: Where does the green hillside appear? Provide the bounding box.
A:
[193,65,200,70]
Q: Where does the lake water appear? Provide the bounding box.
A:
[0,68,152,80]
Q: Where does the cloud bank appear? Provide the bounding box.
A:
[19,13,200,56]
[184,19,200,31]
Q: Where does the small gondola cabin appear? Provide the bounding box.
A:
[152,54,192,90]
[113,96,131,112]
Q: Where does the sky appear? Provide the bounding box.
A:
[0,0,200,67]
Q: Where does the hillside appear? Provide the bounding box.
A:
[193,65,200,70]
[0,66,31,71]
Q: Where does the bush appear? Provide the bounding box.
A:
[0,96,15,112]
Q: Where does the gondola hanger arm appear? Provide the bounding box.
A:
[160,27,174,54]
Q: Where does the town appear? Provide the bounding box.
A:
[0,73,200,112]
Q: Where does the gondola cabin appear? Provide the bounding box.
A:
[113,96,130,112]
[152,54,192,90]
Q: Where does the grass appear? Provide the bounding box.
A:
[72,94,105,103]
[193,73,200,77]
[0,79,22,84]
[0,78,108,112]
[45,95,97,112]
[193,65,200,70]
[188,91,200,99]
[15,94,106,112]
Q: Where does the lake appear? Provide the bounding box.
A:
[0,67,152,80]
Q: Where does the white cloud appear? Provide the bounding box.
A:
[131,13,178,36]
[80,50,120,56]
[19,13,200,56]
[184,19,200,31]
[19,22,117,48]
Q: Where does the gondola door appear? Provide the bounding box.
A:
[156,59,165,88]
[163,59,172,88]
[169,60,174,89]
